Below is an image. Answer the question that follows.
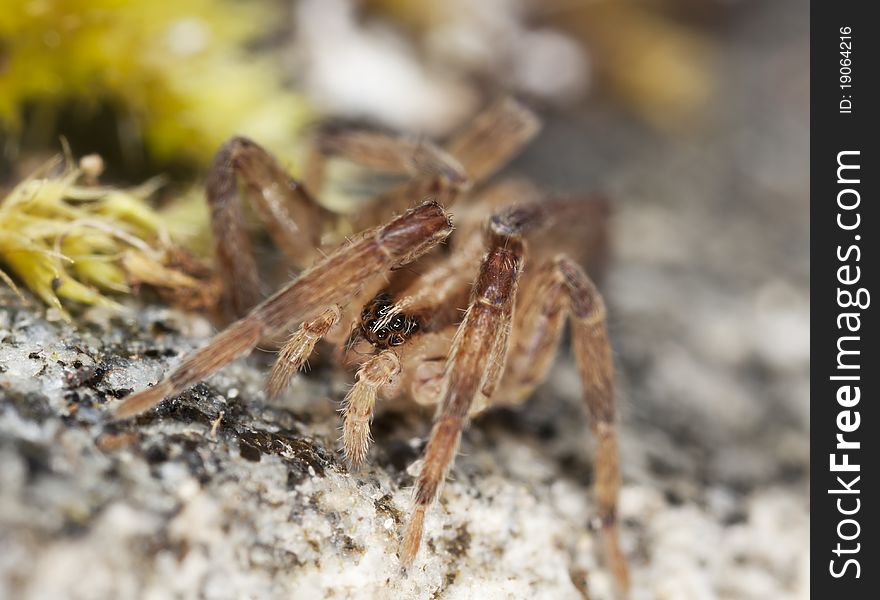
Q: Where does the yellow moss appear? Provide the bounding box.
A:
[0,156,184,320]
[156,185,213,256]
[0,0,312,164]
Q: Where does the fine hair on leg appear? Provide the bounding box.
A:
[112,201,453,420]
[400,216,527,567]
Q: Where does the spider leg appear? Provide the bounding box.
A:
[497,259,571,405]
[370,186,560,337]
[444,96,541,184]
[341,349,401,465]
[373,182,555,335]
[499,256,629,593]
[400,217,525,568]
[561,258,629,593]
[302,124,470,229]
[314,96,539,190]
[267,305,342,398]
[111,201,454,420]
[305,97,541,235]
[305,128,468,192]
[207,137,335,316]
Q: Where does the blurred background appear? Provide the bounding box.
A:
[1,0,808,598]
[3,0,754,174]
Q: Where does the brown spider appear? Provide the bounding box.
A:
[112,98,629,592]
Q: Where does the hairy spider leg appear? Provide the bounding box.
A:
[206,98,540,320]
[207,136,336,316]
[444,96,541,184]
[303,125,469,229]
[562,258,628,593]
[307,97,542,231]
[500,256,629,593]
[400,211,526,568]
[365,179,560,340]
[267,305,343,398]
[111,201,453,419]
[397,202,628,593]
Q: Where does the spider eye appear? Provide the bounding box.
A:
[375,328,389,340]
[389,315,405,331]
[389,334,404,346]
[378,305,392,316]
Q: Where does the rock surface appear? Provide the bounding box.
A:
[0,272,807,600]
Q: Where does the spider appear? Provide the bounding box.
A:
[112,98,629,592]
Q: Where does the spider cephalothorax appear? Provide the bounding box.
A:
[111,98,630,594]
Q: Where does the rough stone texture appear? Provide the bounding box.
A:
[0,273,808,599]
[0,296,621,600]
[0,1,807,599]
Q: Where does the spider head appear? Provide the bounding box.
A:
[359,292,420,349]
